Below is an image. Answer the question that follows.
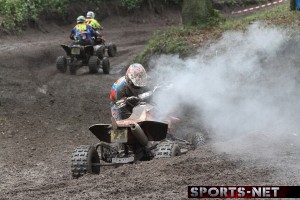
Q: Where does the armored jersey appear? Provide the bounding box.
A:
[109,76,149,120]
[109,76,135,102]
[85,18,101,30]
[70,23,94,45]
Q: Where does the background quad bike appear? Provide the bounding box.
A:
[56,43,112,75]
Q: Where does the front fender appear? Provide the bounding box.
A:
[139,121,168,141]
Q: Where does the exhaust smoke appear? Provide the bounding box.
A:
[149,23,300,165]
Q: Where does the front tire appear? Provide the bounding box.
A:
[155,141,180,158]
[88,56,100,74]
[102,57,110,74]
[95,45,105,59]
[56,56,67,73]
[186,132,206,149]
[71,145,100,178]
[107,43,117,57]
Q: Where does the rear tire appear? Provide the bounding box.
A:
[102,57,110,74]
[71,145,100,178]
[88,56,100,74]
[155,141,180,158]
[95,45,105,59]
[107,43,117,57]
[56,56,67,73]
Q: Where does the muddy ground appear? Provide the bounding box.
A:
[0,8,300,200]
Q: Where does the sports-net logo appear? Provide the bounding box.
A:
[188,186,300,198]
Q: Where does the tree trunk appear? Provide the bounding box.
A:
[290,0,296,10]
[182,0,215,26]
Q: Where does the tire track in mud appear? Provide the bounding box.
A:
[0,41,52,53]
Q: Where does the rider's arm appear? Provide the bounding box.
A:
[110,78,127,102]
[69,28,75,40]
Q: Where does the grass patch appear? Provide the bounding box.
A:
[134,27,194,65]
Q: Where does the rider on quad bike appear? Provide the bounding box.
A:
[70,16,95,46]
[109,63,148,120]
[85,11,103,31]
[85,11,103,45]
[56,16,110,75]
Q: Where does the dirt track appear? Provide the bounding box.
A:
[1,10,300,200]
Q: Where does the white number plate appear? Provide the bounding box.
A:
[71,47,81,55]
[112,157,134,164]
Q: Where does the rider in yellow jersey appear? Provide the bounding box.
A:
[85,11,103,44]
[86,11,103,30]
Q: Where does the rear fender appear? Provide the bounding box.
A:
[89,124,112,143]
[61,45,71,56]
[89,121,168,143]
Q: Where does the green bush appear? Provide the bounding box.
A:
[0,0,181,31]
[119,0,144,10]
[134,27,193,65]
[0,0,70,31]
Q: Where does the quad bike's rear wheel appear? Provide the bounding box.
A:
[186,132,206,149]
[155,141,180,158]
[56,56,67,73]
[107,43,117,57]
[71,145,100,178]
[88,56,100,74]
[102,57,110,74]
[95,45,105,59]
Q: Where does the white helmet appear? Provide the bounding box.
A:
[126,63,147,88]
[86,11,95,19]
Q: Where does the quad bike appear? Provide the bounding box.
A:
[71,86,205,178]
[93,34,117,59]
[56,44,110,75]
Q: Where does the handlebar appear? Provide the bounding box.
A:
[113,84,172,108]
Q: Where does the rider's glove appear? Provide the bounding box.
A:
[126,96,140,107]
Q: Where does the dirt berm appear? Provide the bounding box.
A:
[0,5,299,200]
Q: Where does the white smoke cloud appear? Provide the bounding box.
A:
[149,23,300,159]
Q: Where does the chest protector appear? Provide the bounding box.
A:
[74,24,90,43]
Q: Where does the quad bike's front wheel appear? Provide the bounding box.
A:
[95,45,105,59]
[102,57,110,74]
[56,56,67,73]
[155,141,180,158]
[107,43,117,57]
[186,132,206,149]
[71,145,100,178]
[88,56,100,74]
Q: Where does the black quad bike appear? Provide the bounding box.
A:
[56,44,110,75]
[71,86,205,178]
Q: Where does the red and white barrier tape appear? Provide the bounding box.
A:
[231,0,288,14]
